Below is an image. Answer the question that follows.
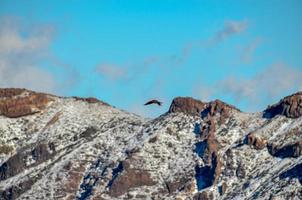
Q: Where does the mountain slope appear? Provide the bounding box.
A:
[0,88,301,200]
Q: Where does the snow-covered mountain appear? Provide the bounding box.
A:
[0,88,301,200]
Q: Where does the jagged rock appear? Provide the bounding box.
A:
[108,161,156,197]
[168,97,239,120]
[263,92,302,118]
[267,141,302,158]
[195,152,222,190]
[202,100,240,123]
[0,143,55,181]
[246,133,267,150]
[0,88,301,200]
[193,106,224,192]
[169,97,206,116]
[62,161,87,200]
[109,169,155,197]
[0,88,51,118]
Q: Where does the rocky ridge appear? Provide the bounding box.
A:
[264,92,302,118]
[0,88,301,200]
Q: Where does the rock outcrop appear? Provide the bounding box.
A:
[203,100,240,116]
[0,88,51,118]
[169,97,239,121]
[246,133,267,150]
[0,143,55,181]
[170,97,240,192]
[169,97,206,116]
[108,159,156,197]
[0,88,301,200]
[267,141,302,158]
[264,92,302,118]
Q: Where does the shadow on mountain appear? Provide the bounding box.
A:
[279,163,302,184]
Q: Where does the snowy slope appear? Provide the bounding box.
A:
[0,88,301,200]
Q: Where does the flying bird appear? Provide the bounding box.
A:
[144,99,162,106]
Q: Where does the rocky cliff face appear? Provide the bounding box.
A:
[0,88,52,118]
[264,92,302,118]
[0,88,301,200]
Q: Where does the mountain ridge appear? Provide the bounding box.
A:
[2,87,302,119]
[0,88,301,200]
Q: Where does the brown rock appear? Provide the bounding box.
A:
[0,88,51,118]
[0,88,26,98]
[62,161,86,195]
[220,182,227,195]
[264,92,302,118]
[109,160,156,197]
[168,97,240,122]
[206,99,239,116]
[202,100,240,125]
[247,133,267,150]
[199,118,220,165]
[169,97,206,116]
[196,117,222,189]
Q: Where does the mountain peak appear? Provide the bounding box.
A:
[264,91,302,118]
[0,88,109,118]
[0,88,301,199]
[168,97,206,116]
[168,97,240,119]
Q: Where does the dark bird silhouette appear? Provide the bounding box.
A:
[144,99,162,106]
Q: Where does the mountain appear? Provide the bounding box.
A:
[0,88,301,200]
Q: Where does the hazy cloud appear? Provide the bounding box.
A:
[96,63,128,81]
[226,63,301,99]
[95,19,249,84]
[0,17,58,93]
[165,20,249,65]
[0,25,53,54]
[240,39,261,63]
[211,20,248,44]
[199,63,302,110]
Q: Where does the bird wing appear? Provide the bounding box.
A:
[144,100,162,106]
[144,101,152,105]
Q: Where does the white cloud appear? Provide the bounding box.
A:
[222,63,302,98]
[0,17,57,93]
[199,63,302,110]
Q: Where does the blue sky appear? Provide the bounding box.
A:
[0,0,302,117]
